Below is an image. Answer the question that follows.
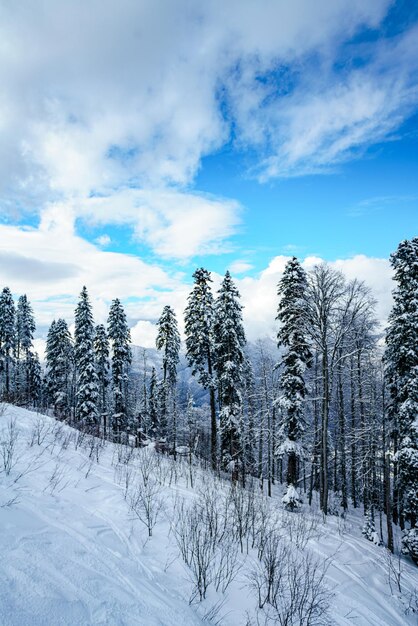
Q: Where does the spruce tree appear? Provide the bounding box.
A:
[276,257,311,509]
[184,268,218,470]
[74,287,99,429]
[15,294,36,403]
[0,287,16,400]
[385,238,418,563]
[156,305,180,449]
[94,324,110,436]
[107,298,131,441]
[27,351,42,407]
[213,271,246,477]
[45,318,73,417]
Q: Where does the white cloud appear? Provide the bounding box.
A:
[232,25,418,180]
[79,188,241,259]
[0,213,180,331]
[0,216,393,347]
[130,320,158,350]
[95,234,111,247]
[332,254,393,325]
[237,254,393,341]
[229,260,254,274]
[0,0,403,206]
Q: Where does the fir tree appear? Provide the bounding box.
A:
[213,271,246,477]
[156,305,180,388]
[94,323,110,435]
[45,318,74,417]
[276,257,311,509]
[107,298,131,441]
[0,287,16,400]
[27,351,42,407]
[156,305,180,445]
[385,238,418,563]
[74,287,99,428]
[15,294,36,403]
[184,268,218,470]
[16,295,35,358]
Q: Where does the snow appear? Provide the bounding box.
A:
[1,405,417,625]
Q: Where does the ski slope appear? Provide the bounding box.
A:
[0,405,416,625]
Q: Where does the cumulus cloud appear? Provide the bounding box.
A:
[130,320,158,350]
[0,213,179,330]
[0,214,394,348]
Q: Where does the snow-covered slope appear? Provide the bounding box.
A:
[0,405,416,626]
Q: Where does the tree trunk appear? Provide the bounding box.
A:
[357,350,367,513]
[320,350,329,514]
[338,352,348,511]
[350,356,357,508]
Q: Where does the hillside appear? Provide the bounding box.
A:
[0,405,417,626]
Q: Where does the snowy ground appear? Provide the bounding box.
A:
[0,405,416,625]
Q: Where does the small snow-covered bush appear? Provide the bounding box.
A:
[249,537,332,625]
[282,484,302,511]
[362,509,380,545]
[1,417,19,476]
[402,525,418,565]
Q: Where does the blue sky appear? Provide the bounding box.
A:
[0,0,417,346]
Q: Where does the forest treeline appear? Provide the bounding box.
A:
[0,237,417,564]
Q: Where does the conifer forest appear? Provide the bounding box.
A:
[1,238,418,624]
[1,2,418,624]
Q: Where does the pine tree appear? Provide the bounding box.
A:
[15,294,36,403]
[45,318,74,417]
[0,287,16,400]
[184,268,218,470]
[74,287,99,429]
[276,257,311,509]
[156,305,180,447]
[107,298,131,441]
[213,271,246,477]
[94,323,110,436]
[385,238,418,563]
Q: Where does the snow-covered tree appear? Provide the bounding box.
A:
[276,257,311,510]
[213,271,246,477]
[27,351,42,407]
[385,238,418,563]
[94,323,110,435]
[107,298,131,441]
[156,305,180,388]
[16,295,35,358]
[0,287,16,400]
[15,294,36,403]
[74,286,99,428]
[45,318,74,417]
[148,366,159,438]
[184,268,218,470]
[156,305,180,443]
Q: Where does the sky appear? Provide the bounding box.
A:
[0,0,417,352]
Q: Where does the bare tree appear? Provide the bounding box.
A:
[305,265,375,514]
